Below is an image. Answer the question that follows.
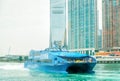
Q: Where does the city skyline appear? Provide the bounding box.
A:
[0,0,102,55]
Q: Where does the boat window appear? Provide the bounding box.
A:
[36,60,41,62]
[40,59,52,63]
[58,61,60,63]
[29,59,33,62]
[59,56,95,63]
[54,58,57,60]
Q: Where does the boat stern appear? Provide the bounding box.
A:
[66,62,96,74]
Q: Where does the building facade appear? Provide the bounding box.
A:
[98,29,102,49]
[68,0,98,55]
[102,0,120,51]
[50,0,66,48]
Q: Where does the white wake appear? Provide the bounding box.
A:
[0,62,28,71]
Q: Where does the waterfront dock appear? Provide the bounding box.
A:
[97,60,120,64]
[95,51,120,64]
[96,56,120,64]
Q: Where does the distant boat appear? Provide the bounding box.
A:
[24,48,97,74]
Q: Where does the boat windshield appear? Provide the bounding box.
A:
[59,56,96,63]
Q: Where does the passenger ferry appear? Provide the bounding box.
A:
[24,48,97,74]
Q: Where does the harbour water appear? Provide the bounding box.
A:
[0,62,120,81]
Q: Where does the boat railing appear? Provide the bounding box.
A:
[44,47,68,52]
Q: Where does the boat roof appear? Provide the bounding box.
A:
[29,48,89,58]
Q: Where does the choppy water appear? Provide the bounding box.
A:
[0,62,120,81]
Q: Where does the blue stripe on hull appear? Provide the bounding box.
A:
[24,62,68,73]
[24,62,96,74]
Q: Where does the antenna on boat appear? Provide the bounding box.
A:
[53,41,62,50]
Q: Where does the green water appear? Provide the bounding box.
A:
[0,63,120,81]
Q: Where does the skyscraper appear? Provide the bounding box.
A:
[102,0,120,51]
[50,0,66,48]
[68,0,98,55]
[98,29,102,49]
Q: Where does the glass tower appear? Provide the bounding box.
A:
[50,0,66,48]
[68,0,98,55]
[102,0,120,51]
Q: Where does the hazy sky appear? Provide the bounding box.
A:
[0,0,50,55]
[0,0,102,55]
[97,0,102,29]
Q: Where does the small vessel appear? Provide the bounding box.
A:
[24,48,97,74]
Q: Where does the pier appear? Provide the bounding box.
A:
[97,60,120,64]
[96,56,120,64]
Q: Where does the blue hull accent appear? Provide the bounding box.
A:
[24,61,96,74]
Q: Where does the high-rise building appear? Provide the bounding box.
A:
[102,0,120,51]
[50,0,66,48]
[98,29,102,49]
[68,0,98,55]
